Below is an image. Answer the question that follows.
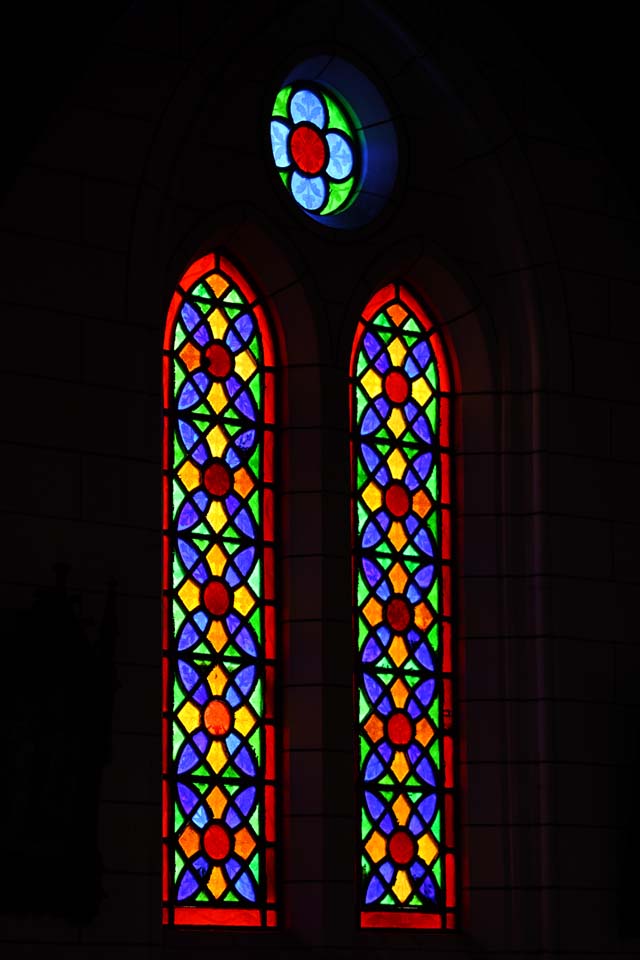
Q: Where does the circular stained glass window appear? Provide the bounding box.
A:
[271,83,360,217]
[269,57,398,229]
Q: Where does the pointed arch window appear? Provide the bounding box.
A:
[162,253,277,928]
[351,283,456,930]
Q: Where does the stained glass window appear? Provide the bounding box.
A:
[162,253,277,928]
[352,284,456,930]
[271,82,360,216]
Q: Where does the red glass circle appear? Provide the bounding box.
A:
[203,580,231,617]
[386,597,411,632]
[205,343,232,378]
[203,823,231,862]
[204,462,231,498]
[385,483,410,518]
[384,370,409,404]
[387,712,413,746]
[290,125,327,175]
[204,699,232,737]
[388,830,416,865]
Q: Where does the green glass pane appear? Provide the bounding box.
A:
[325,93,351,135]
[432,811,441,842]
[324,175,355,215]
[433,857,442,887]
[273,84,292,118]
[427,581,439,614]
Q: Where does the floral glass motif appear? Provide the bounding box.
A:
[270,83,359,215]
[352,284,456,930]
[162,253,277,928]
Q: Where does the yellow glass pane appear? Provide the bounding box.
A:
[209,308,228,339]
[387,408,406,439]
[234,705,256,737]
[208,866,226,899]
[412,489,432,518]
[234,585,255,616]
[177,700,200,734]
[415,602,433,631]
[392,869,412,903]
[387,303,407,326]
[206,543,227,576]
[391,751,410,782]
[418,833,438,866]
[207,382,228,414]
[388,338,407,366]
[178,460,200,492]
[234,827,256,860]
[207,665,228,696]
[391,678,409,708]
[207,273,229,297]
[234,467,254,498]
[207,424,228,458]
[207,620,228,653]
[206,740,227,774]
[365,830,386,864]
[235,350,257,380]
[388,448,407,480]
[411,376,433,406]
[392,794,411,827]
[389,635,408,667]
[207,786,228,819]
[361,368,382,398]
[389,562,408,593]
[364,714,384,743]
[388,521,407,551]
[178,579,200,611]
[179,341,201,372]
[362,482,382,513]
[415,717,434,747]
[363,597,383,626]
[178,824,200,858]
[206,500,228,534]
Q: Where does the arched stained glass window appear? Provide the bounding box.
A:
[351,284,456,930]
[162,253,277,928]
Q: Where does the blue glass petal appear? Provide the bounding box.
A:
[417,758,436,785]
[226,376,241,398]
[226,494,240,515]
[177,744,198,774]
[361,408,380,435]
[194,372,208,391]
[192,562,208,584]
[181,303,199,331]
[194,611,208,631]
[236,871,256,902]
[366,875,384,904]
[363,637,381,663]
[380,813,394,834]
[193,325,209,346]
[177,502,197,531]
[405,468,419,491]
[178,381,198,410]
[192,443,208,465]
[416,564,435,588]
[375,580,391,602]
[177,783,198,815]
[178,539,199,570]
[236,666,256,695]
[406,516,419,535]
[413,416,432,443]
[414,453,433,480]
[226,733,241,754]
[226,806,240,828]
[374,396,390,418]
[226,857,241,880]
[374,465,390,486]
[364,332,381,360]
[235,509,255,537]
[365,791,385,820]
[291,172,326,211]
[378,742,392,763]
[193,804,209,828]
[380,862,395,882]
[374,353,390,373]
[418,794,437,823]
[178,622,198,650]
[193,856,208,876]
[364,753,383,781]
[410,861,426,879]
[362,557,382,587]
[235,747,256,776]
[227,330,242,353]
[179,420,198,451]
[326,133,354,179]
[236,429,256,450]
[364,673,383,705]
[290,89,326,128]
[407,584,420,604]
[193,731,207,752]
[376,624,391,644]
[192,682,208,705]
[194,491,208,511]
[236,314,254,342]
[235,390,255,420]
[178,660,198,691]
[270,120,291,168]
[420,876,437,900]
[414,341,431,368]
[415,643,435,670]
[177,870,198,900]
[235,786,257,816]
[405,357,419,378]
[415,679,435,706]
[378,695,393,716]
[235,547,255,576]
[226,613,240,634]
[227,686,240,708]
[361,443,380,472]
[226,447,241,469]
[236,627,257,656]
